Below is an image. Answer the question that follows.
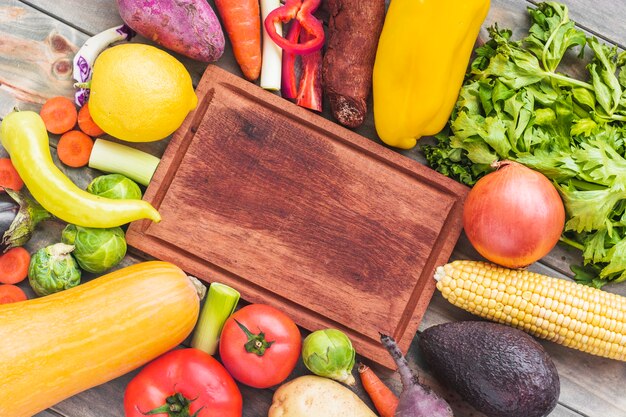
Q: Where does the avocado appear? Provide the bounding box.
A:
[418,321,560,417]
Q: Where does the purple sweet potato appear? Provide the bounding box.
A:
[117,0,225,62]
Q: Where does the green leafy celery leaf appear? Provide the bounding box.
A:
[571,139,626,187]
[581,228,609,263]
[514,148,578,181]
[587,38,622,116]
[558,182,626,232]
[570,264,607,288]
[525,1,586,72]
[618,51,626,88]
[600,238,626,282]
[570,118,598,136]
[421,132,485,186]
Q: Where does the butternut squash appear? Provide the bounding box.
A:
[0,261,200,417]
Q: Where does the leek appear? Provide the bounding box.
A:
[191,282,240,355]
[260,0,282,90]
[88,139,160,187]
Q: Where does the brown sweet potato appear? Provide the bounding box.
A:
[322,1,386,129]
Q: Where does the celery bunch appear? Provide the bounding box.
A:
[422,1,626,287]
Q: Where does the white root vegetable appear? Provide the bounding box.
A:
[73,24,135,106]
[268,375,377,417]
[260,0,282,90]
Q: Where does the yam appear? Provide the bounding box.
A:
[322,1,386,129]
[117,0,225,62]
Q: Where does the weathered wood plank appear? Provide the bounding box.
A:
[0,1,82,116]
[4,0,626,416]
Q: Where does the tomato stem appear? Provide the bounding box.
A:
[143,393,203,417]
[235,319,275,356]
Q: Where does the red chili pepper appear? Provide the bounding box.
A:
[264,0,324,55]
[281,21,302,99]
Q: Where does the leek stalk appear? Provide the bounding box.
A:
[260,0,282,90]
[88,139,160,187]
[191,282,240,355]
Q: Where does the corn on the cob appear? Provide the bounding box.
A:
[434,260,626,360]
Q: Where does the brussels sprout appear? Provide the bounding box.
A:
[61,224,127,273]
[28,243,81,296]
[302,328,356,385]
[86,174,142,200]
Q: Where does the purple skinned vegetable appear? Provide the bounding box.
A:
[72,24,135,106]
[380,334,453,417]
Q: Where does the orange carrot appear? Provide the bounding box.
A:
[214,0,262,81]
[40,96,78,134]
[0,284,27,304]
[0,158,24,192]
[57,130,94,168]
[77,102,106,137]
[358,363,399,417]
[0,247,30,285]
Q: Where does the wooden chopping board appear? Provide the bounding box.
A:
[126,65,468,368]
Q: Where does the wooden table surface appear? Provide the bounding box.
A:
[2,0,625,416]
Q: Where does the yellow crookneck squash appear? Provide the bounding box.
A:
[373,0,491,149]
[0,261,201,417]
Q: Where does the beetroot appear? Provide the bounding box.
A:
[117,0,225,62]
[380,334,453,417]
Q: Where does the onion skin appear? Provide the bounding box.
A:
[462,160,565,269]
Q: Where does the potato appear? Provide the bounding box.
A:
[268,375,377,417]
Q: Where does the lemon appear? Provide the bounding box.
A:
[89,43,198,142]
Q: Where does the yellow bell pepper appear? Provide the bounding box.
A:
[373,0,490,149]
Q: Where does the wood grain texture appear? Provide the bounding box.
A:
[2,0,625,415]
[127,65,468,369]
[0,1,83,116]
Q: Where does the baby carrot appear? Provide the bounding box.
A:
[214,0,262,81]
[77,102,106,137]
[40,96,78,134]
[57,130,94,168]
[0,284,27,304]
[0,247,30,285]
[0,158,24,192]
[358,363,399,417]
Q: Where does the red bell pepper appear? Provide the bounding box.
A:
[281,21,302,99]
[295,31,323,111]
[264,0,324,55]
[124,348,242,417]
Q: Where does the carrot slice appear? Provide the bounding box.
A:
[358,363,399,417]
[40,96,78,134]
[77,102,106,137]
[0,158,24,192]
[0,247,31,285]
[57,130,94,168]
[0,284,27,304]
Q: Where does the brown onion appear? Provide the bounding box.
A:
[463,160,565,269]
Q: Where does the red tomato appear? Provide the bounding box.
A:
[219,304,301,388]
[124,348,242,417]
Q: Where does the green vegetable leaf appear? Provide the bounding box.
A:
[587,38,622,116]
[525,2,586,72]
[600,238,626,282]
[558,183,626,232]
[570,264,606,288]
[571,139,626,188]
[581,228,609,264]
